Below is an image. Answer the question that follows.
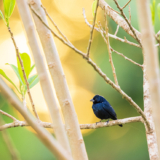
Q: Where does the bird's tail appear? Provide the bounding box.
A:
[119,124,123,127]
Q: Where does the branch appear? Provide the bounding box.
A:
[99,0,141,40]
[82,9,141,48]
[41,5,71,44]
[122,0,131,9]
[7,27,39,120]
[0,110,17,121]
[29,6,151,131]
[0,116,20,160]
[110,48,143,68]
[0,77,71,160]
[86,0,99,58]
[113,0,142,46]
[103,20,119,86]
[0,116,142,131]
[114,25,119,36]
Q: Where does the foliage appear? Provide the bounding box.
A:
[0,53,39,96]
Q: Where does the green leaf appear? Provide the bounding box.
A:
[17,53,31,83]
[158,3,160,20]
[150,0,156,25]
[0,10,5,23]
[28,74,39,89]
[0,69,20,93]
[92,0,97,17]
[6,63,24,85]
[3,0,16,18]
[30,64,35,73]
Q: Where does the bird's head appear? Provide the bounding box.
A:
[90,95,106,104]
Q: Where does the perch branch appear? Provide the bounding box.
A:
[86,0,99,58]
[0,116,142,131]
[0,77,71,160]
[7,27,39,120]
[30,7,151,131]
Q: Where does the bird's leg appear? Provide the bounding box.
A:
[96,120,102,125]
[106,119,109,124]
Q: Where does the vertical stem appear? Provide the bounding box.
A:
[137,0,160,158]
[143,64,159,160]
[105,18,119,86]
[16,0,72,157]
[28,0,88,159]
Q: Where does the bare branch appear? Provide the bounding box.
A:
[0,77,71,160]
[86,0,99,58]
[99,0,141,40]
[0,116,142,131]
[114,25,119,36]
[128,5,131,23]
[0,110,17,121]
[102,19,119,86]
[30,6,151,131]
[7,27,40,120]
[122,0,131,9]
[113,0,142,46]
[41,5,71,44]
[82,9,141,48]
[0,116,20,160]
[110,48,143,68]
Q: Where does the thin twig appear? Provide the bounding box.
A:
[114,25,119,36]
[128,5,131,23]
[82,9,141,48]
[0,110,17,121]
[111,48,143,68]
[30,5,151,132]
[113,0,142,46]
[86,0,99,58]
[7,27,40,120]
[122,0,131,9]
[41,5,71,44]
[103,19,119,86]
[0,116,20,160]
[0,116,142,131]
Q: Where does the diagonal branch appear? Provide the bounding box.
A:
[0,116,142,131]
[82,9,141,48]
[122,0,131,9]
[0,110,17,121]
[110,48,143,68]
[113,0,142,46]
[29,6,151,132]
[7,27,39,120]
[86,0,99,58]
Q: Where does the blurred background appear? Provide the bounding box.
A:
[0,0,160,159]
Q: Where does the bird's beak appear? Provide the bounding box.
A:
[90,99,94,102]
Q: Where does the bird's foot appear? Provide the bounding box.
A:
[96,120,102,125]
[106,119,109,124]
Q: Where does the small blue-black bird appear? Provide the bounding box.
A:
[90,95,123,127]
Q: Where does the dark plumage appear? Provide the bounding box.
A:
[90,95,123,127]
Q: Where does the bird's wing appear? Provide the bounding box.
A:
[102,102,117,119]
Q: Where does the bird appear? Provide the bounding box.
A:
[90,95,123,127]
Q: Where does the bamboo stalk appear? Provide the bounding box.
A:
[137,0,160,158]
[0,77,70,160]
[28,0,88,159]
[16,0,72,155]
